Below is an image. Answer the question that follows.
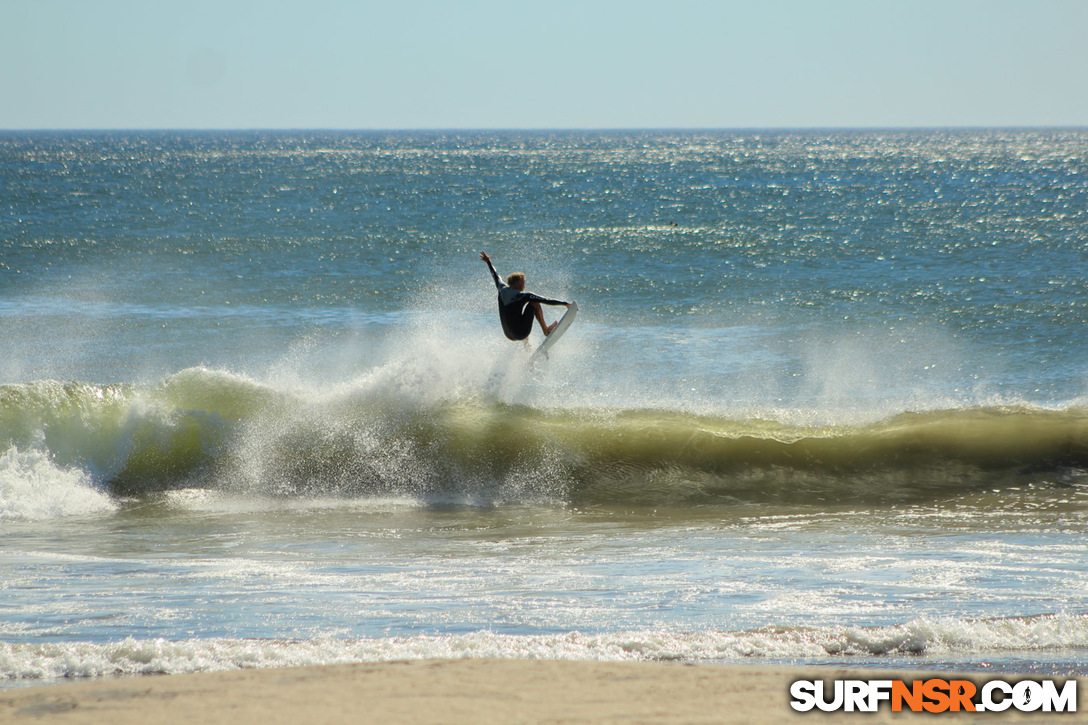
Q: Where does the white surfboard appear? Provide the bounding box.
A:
[528,301,578,366]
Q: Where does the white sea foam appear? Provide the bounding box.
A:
[0,446,115,520]
[4,615,1086,683]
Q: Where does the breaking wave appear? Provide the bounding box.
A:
[2,366,1088,518]
[3,613,1087,682]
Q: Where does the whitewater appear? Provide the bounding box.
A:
[2,129,1088,684]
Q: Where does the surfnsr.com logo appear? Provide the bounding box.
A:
[790,678,1077,713]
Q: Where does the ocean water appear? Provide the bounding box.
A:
[2,129,1088,685]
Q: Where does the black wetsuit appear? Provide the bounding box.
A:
[486,264,568,341]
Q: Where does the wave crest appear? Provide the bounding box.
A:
[2,367,1087,513]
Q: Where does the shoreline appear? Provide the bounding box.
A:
[1,659,1080,724]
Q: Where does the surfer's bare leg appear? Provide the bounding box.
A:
[532,301,557,336]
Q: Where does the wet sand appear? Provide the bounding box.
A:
[1,659,1080,724]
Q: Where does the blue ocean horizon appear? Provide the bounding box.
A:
[2,128,1088,683]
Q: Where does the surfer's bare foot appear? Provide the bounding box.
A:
[545,321,558,336]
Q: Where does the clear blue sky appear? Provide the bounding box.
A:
[2,0,1086,130]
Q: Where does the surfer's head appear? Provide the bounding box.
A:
[506,272,526,290]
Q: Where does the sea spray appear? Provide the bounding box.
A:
[0,446,115,520]
[2,368,1088,513]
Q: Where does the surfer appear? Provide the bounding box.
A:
[480,251,571,341]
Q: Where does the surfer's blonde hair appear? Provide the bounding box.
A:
[506,272,526,287]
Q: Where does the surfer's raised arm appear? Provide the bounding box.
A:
[480,251,503,290]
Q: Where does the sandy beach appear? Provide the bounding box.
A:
[1,660,1079,724]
